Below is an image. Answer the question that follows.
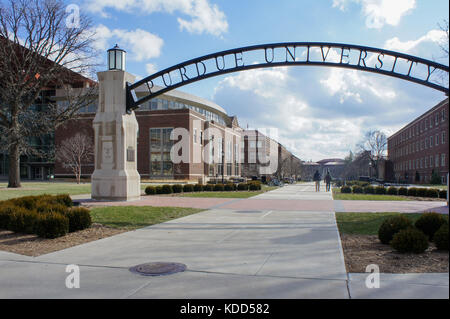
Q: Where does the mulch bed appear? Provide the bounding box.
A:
[340,234,449,273]
[0,224,127,257]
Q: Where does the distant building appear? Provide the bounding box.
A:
[387,98,449,184]
[301,158,346,180]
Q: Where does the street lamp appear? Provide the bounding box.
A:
[107,44,126,71]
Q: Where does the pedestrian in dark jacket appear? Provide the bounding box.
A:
[325,170,332,192]
[313,170,321,192]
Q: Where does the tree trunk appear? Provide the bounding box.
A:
[8,143,21,188]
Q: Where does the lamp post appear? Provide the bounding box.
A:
[107,44,126,71]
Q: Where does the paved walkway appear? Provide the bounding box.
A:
[0,183,447,298]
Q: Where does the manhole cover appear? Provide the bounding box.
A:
[129,262,187,276]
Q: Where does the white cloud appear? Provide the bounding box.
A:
[85,0,228,36]
[384,29,448,53]
[332,0,416,29]
[92,25,164,62]
[145,63,158,74]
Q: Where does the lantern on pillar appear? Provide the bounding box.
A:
[107,44,126,71]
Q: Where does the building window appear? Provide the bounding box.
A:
[249,141,256,148]
[430,155,433,168]
[425,157,428,168]
[435,114,439,125]
[442,154,446,167]
[435,154,439,167]
[150,128,173,177]
[257,141,263,148]
[442,131,445,144]
[435,134,439,146]
[442,109,446,122]
[227,163,232,176]
[429,136,433,147]
[194,129,197,144]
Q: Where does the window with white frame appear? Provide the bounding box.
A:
[441,154,446,167]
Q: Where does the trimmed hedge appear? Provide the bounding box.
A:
[387,187,398,195]
[248,181,262,191]
[35,212,69,239]
[407,187,418,197]
[414,212,447,240]
[391,228,429,253]
[193,184,204,192]
[433,223,449,250]
[363,186,375,194]
[183,184,194,193]
[145,186,156,195]
[340,186,351,193]
[65,207,92,232]
[155,186,164,194]
[352,185,363,194]
[213,184,225,191]
[237,183,248,191]
[416,188,428,197]
[439,189,447,199]
[224,183,235,191]
[204,184,214,191]
[425,188,439,198]
[171,184,182,193]
[0,194,91,238]
[398,187,408,196]
[378,215,413,244]
[375,186,386,195]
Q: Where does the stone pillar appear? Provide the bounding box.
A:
[91,70,140,201]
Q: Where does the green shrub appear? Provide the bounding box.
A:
[407,187,418,197]
[237,183,248,191]
[398,187,408,196]
[161,185,173,194]
[433,223,449,250]
[183,184,194,193]
[378,215,413,244]
[363,186,375,194]
[204,184,214,191]
[416,188,428,198]
[425,188,439,198]
[53,194,73,207]
[35,202,68,215]
[0,204,16,229]
[193,184,204,192]
[145,186,156,195]
[35,212,69,238]
[352,185,363,194]
[414,212,447,240]
[214,184,224,191]
[375,186,386,195]
[10,196,38,210]
[8,209,39,234]
[65,207,92,232]
[249,181,262,191]
[340,186,351,193]
[224,183,235,191]
[439,189,447,199]
[391,228,429,253]
[155,186,164,194]
[387,187,398,195]
[171,184,182,193]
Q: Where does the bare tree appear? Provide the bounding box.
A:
[436,19,449,88]
[57,133,93,184]
[357,130,387,179]
[0,0,98,188]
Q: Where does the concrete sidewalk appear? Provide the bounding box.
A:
[0,183,447,299]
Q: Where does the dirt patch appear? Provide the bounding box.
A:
[0,224,127,257]
[340,234,449,273]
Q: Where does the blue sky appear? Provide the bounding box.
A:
[75,0,449,161]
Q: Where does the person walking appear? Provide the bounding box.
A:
[325,170,332,192]
[313,170,321,192]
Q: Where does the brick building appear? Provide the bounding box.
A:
[241,129,301,181]
[55,85,244,182]
[387,98,449,184]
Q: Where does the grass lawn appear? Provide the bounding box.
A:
[178,186,278,198]
[336,212,449,235]
[0,182,91,201]
[90,206,204,230]
[333,188,409,201]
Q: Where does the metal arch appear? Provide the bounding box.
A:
[126,42,449,112]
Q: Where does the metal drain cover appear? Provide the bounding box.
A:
[129,262,187,276]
